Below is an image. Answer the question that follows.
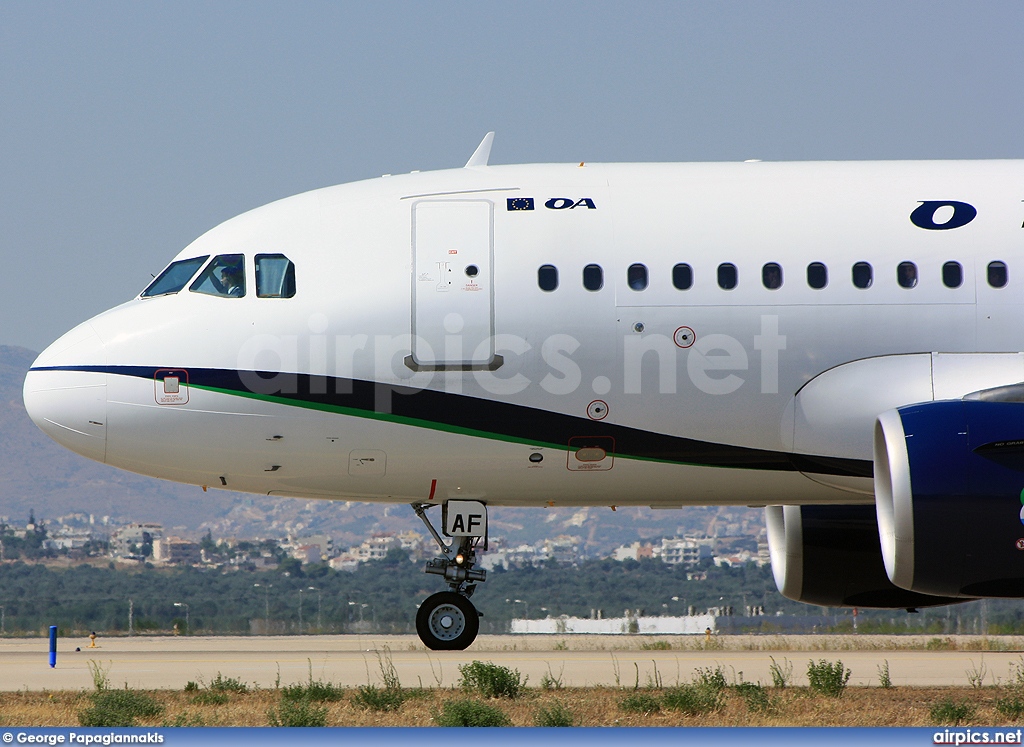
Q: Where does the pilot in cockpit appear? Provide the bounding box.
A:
[220,266,244,297]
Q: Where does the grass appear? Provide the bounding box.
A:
[619,692,662,714]
[693,665,728,692]
[206,673,249,693]
[930,699,977,726]
[351,647,408,711]
[539,663,565,691]
[769,656,793,688]
[0,685,1022,726]
[878,660,893,689]
[458,661,528,699]
[534,700,578,726]
[807,659,851,697]
[352,685,406,712]
[433,698,510,727]
[996,696,1024,720]
[78,688,164,727]
[662,684,725,715]
[280,663,346,703]
[87,660,111,691]
[267,698,328,727]
[733,682,776,714]
[191,691,229,706]
[966,659,990,689]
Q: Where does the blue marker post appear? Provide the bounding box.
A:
[48,625,57,668]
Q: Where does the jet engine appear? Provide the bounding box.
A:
[874,397,1024,598]
[766,503,961,608]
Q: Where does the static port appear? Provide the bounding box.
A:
[466,265,479,278]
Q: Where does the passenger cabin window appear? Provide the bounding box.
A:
[627,263,648,291]
[583,264,604,291]
[942,261,963,289]
[538,264,558,291]
[988,261,1008,288]
[141,256,209,298]
[852,262,873,289]
[807,262,828,289]
[897,261,918,289]
[672,263,693,290]
[255,254,296,298]
[717,263,737,290]
[762,262,782,289]
[190,254,246,298]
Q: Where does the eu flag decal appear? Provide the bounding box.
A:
[507,197,534,211]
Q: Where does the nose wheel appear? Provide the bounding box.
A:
[411,501,488,651]
[416,591,479,650]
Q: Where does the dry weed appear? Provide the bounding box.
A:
[0,686,1017,726]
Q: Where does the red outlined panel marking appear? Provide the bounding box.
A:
[154,369,189,405]
[674,326,696,348]
[567,436,615,471]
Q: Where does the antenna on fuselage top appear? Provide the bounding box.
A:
[464,132,495,168]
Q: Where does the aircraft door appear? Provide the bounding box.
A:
[410,200,497,369]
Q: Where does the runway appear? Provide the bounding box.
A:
[2,634,1022,691]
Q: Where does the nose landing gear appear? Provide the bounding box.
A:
[416,591,478,650]
[412,501,488,650]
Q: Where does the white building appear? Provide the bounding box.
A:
[153,537,201,564]
[111,523,163,557]
[292,534,333,559]
[511,613,717,635]
[659,537,700,566]
[353,534,400,561]
[610,542,655,562]
[50,526,94,551]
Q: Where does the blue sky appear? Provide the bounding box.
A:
[3,1,1024,352]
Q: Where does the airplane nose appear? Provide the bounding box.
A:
[23,322,108,464]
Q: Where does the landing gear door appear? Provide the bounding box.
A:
[411,201,495,369]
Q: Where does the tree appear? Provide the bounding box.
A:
[278,557,303,578]
[200,530,216,555]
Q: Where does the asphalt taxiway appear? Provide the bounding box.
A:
[2,634,1021,691]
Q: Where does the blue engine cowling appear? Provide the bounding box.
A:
[875,399,1024,598]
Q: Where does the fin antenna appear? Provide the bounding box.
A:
[464,131,495,168]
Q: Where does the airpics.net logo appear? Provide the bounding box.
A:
[933,727,1023,744]
[233,313,787,413]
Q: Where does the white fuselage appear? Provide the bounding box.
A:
[23,160,1024,508]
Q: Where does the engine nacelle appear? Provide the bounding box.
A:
[875,399,1024,598]
[766,504,961,608]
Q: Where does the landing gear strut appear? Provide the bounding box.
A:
[412,501,487,650]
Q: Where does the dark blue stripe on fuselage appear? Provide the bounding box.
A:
[31,364,873,478]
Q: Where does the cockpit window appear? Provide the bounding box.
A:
[190,254,246,297]
[255,254,296,298]
[140,256,209,298]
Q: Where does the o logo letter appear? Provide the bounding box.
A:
[910,201,977,230]
[545,198,574,210]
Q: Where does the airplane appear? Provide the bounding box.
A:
[22,133,1024,649]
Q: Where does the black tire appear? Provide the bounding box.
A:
[416,591,479,650]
